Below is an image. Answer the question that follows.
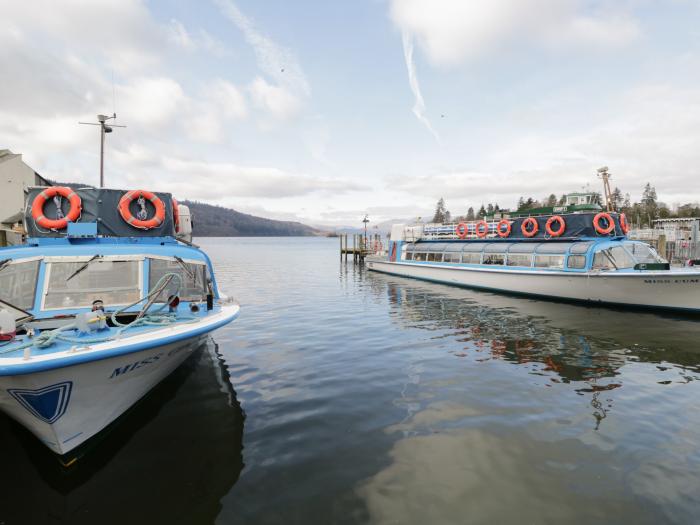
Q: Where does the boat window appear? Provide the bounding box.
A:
[414,252,427,261]
[567,255,587,269]
[507,254,532,267]
[570,242,593,254]
[427,253,443,262]
[44,260,140,309]
[536,243,573,254]
[404,252,413,260]
[0,260,40,310]
[443,252,460,263]
[425,243,449,252]
[461,252,481,264]
[534,255,565,269]
[508,243,539,253]
[462,243,488,253]
[485,243,512,253]
[592,246,635,270]
[443,243,464,252]
[623,242,667,264]
[149,258,208,302]
[482,254,505,265]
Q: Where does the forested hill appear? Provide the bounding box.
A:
[182,200,322,237]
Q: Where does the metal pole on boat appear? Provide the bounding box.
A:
[79,113,126,188]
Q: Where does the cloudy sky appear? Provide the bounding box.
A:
[1,0,699,226]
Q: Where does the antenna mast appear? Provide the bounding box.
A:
[79,113,126,188]
[597,166,613,212]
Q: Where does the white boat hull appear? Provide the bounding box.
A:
[0,304,240,455]
[366,258,700,312]
[0,337,203,455]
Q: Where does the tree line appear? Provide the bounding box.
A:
[431,183,700,227]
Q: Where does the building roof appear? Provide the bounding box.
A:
[0,149,20,164]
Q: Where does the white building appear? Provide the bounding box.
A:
[0,149,50,245]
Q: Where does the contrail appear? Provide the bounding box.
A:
[401,31,440,142]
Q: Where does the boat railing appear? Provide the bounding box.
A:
[413,221,505,241]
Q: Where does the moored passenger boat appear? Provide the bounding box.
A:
[0,186,239,456]
[366,212,700,312]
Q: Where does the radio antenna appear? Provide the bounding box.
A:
[79,113,127,188]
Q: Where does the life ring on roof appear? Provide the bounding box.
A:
[496,219,511,238]
[593,212,615,235]
[475,220,489,238]
[521,217,539,238]
[31,186,81,230]
[455,222,468,239]
[118,190,166,230]
[619,213,630,235]
[172,198,180,233]
[545,215,566,237]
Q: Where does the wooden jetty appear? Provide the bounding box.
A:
[340,233,383,263]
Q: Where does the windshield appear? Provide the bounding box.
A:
[0,260,40,310]
[44,260,141,309]
[592,246,635,271]
[149,258,207,302]
[624,242,667,264]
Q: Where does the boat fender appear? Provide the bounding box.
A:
[455,222,468,239]
[475,220,489,238]
[118,190,166,230]
[496,219,511,238]
[619,213,630,235]
[521,217,539,238]
[593,212,615,235]
[545,215,566,237]
[31,186,82,231]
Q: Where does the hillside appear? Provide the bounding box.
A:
[182,200,322,237]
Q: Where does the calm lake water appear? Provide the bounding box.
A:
[2,237,700,524]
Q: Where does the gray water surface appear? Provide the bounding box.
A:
[2,237,700,524]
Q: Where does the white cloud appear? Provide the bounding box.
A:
[389,0,641,67]
[117,77,186,127]
[249,77,302,120]
[402,32,440,141]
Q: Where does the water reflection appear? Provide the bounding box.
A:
[0,339,245,525]
[357,273,700,523]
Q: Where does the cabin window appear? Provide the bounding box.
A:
[482,254,505,265]
[508,243,539,253]
[592,246,635,270]
[507,254,532,267]
[623,242,666,264]
[461,252,481,264]
[536,243,573,254]
[43,260,140,309]
[404,253,413,261]
[570,242,593,254]
[414,252,427,261]
[427,253,443,262]
[149,259,208,302]
[0,260,40,310]
[443,252,460,263]
[567,255,587,269]
[534,255,564,269]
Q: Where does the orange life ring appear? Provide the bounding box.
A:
[619,213,630,235]
[172,198,180,233]
[31,186,81,230]
[593,212,615,235]
[118,190,166,230]
[455,222,468,239]
[475,220,489,238]
[521,217,539,238]
[545,215,566,237]
[496,219,511,238]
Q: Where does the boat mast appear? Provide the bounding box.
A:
[597,166,614,211]
[79,114,126,187]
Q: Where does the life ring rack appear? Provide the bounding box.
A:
[118,190,166,230]
[31,186,82,231]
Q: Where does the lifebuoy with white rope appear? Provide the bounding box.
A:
[521,217,539,238]
[475,220,489,238]
[31,186,81,230]
[545,215,566,237]
[118,190,166,230]
[496,219,511,238]
[593,212,615,235]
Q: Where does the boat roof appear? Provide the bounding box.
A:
[0,236,208,262]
